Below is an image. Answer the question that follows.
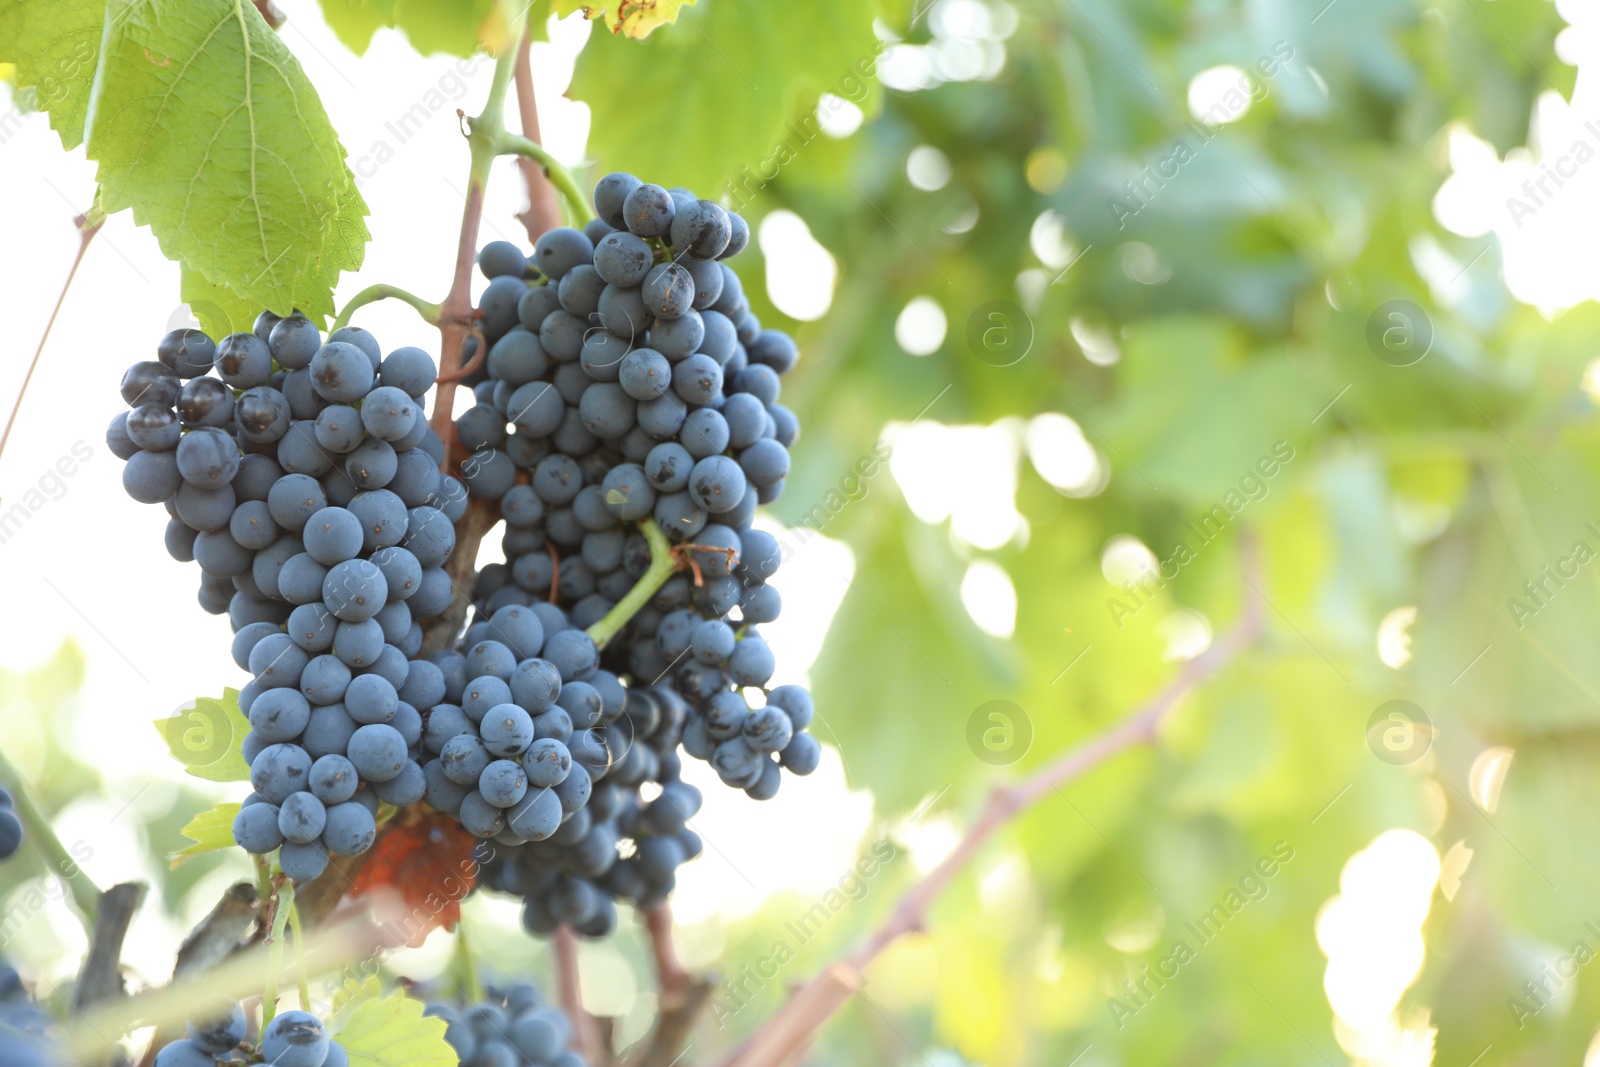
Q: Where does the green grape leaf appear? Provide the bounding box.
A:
[333,991,455,1067]
[571,0,876,195]
[86,0,369,323]
[328,974,384,1020]
[169,802,242,868]
[154,690,251,784]
[0,0,104,148]
[315,0,511,57]
[180,265,260,339]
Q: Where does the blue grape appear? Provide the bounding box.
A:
[310,342,375,403]
[621,183,675,237]
[593,172,642,228]
[687,455,746,514]
[309,754,359,804]
[668,199,732,258]
[249,688,311,742]
[671,354,722,406]
[380,347,438,396]
[533,227,594,282]
[593,231,654,288]
[323,800,377,856]
[232,802,283,853]
[250,743,312,804]
[278,792,327,844]
[479,759,528,807]
[347,723,408,782]
[158,328,217,378]
[176,427,239,489]
[269,314,322,370]
[618,347,672,400]
[302,507,364,565]
[186,1000,247,1054]
[739,438,790,487]
[214,332,272,388]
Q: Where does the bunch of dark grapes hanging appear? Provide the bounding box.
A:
[456,173,818,934]
[108,171,820,944]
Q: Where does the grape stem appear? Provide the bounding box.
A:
[261,876,294,1028]
[329,283,442,334]
[718,536,1269,1067]
[587,519,679,650]
[287,893,310,1008]
[493,131,596,226]
[0,744,103,931]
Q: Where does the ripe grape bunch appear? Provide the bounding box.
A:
[451,173,820,931]
[154,1000,347,1067]
[106,170,820,941]
[423,981,585,1067]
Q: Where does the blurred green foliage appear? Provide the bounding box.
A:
[550,0,1600,1062]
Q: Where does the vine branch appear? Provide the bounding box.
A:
[513,27,564,243]
[554,925,602,1064]
[722,538,1268,1067]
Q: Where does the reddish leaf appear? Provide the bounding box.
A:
[350,813,481,947]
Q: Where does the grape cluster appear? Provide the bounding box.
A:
[108,312,467,881]
[422,981,585,1067]
[0,787,23,862]
[0,960,73,1067]
[111,174,823,938]
[444,173,820,930]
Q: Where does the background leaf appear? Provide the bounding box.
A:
[570,0,879,196]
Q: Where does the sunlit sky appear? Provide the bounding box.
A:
[0,0,1594,1049]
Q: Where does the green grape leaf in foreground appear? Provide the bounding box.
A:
[86,0,369,322]
[333,992,455,1067]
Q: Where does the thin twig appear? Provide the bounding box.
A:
[722,539,1267,1067]
[0,209,101,470]
[512,27,563,243]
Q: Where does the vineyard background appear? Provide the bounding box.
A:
[4,0,1600,1064]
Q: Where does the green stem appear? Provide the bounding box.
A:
[330,284,442,334]
[0,745,100,930]
[493,131,595,226]
[452,926,486,1003]
[287,896,310,1008]
[262,878,294,1028]
[253,854,273,901]
[587,520,678,650]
